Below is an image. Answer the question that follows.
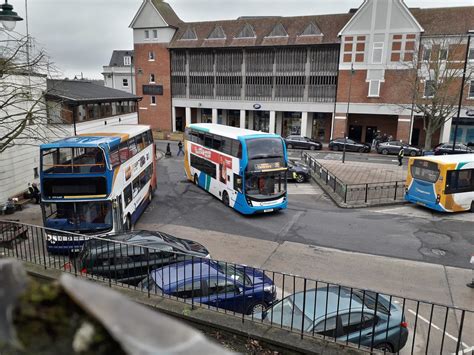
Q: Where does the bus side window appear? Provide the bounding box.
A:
[124,185,133,207]
[204,134,213,149]
[221,137,232,155]
[110,147,120,167]
[197,133,204,145]
[212,135,222,151]
[136,134,144,152]
[119,142,129,162]
[234,174,242,193]
[231,140,242,158]
[129,138,138,157]
[147,130,153,146]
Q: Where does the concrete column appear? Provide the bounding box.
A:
[212,108,218,124]
[276,112,282,136]
[269,111,276,133]
[185,107,191,127]
[197,108,202,123]
[222,109,228,126]
[396,115,411,143]
[440,116,453,143]
[172,106,177,132]
[301,112,309,137]
[240,109,246,128]
[248,111,254,130]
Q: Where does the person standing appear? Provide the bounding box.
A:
[398,144,405,166]
[165,143,172,157]
[177,141,184,156]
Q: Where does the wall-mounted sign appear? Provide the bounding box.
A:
[253,103,261,110]
[143,85,163,95]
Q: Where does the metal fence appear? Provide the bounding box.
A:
[1,220,473,354]
[302,153,406,205]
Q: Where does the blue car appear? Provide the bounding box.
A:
[139,259,276,314]
[258,286,408,353]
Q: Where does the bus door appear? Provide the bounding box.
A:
[114,196,124,232]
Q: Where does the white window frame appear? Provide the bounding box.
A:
[468,48,474,61]
[153,29,158,39]
[372,42,384,64]
[122,78,129,87]
[149,74,155,83]
[150,96,156,105]
[468,80,474,99]
[424,80,436,98]
[144,30,149,40]
[148,51,155,61]
[368,80,380,97]
[423,46,431,62]
[123,56,131,66]
[439,48,448,61]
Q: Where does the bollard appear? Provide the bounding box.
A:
[467,255,474,288]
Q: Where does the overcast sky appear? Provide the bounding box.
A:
[8,0,474,79]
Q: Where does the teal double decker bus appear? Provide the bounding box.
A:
[184,124,288,214]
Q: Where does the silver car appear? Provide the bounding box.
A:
[377,141,421,156]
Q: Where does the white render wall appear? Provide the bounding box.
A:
[103,66,136,94]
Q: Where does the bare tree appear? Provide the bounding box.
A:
[0,31,66,154]
[405,36,472,150]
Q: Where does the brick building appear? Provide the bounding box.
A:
[129,0,474,147]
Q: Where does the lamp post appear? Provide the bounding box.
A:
[0,0,23,31]
[343,63,355,163]
[452,30,474,152]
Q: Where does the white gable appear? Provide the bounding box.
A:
[130,0,168,29]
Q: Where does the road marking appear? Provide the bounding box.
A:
[407,309,470,349]
[453,346,474,354]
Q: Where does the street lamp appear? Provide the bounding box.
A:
[343,63,355,163]
[0,0,23,31]
[452,30,474,152]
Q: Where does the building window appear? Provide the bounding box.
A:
[153,29,158,39]
[469,80,474,99]
[468,48,474,61]
[424,80,436,98]
[368,80,380,97]
[145,30,149,39]
[439,48,448,61]
[123,78,129,87]
[148,51,155,61]
[33,167,39,179]
[372,42,383,64]
[123,56,131,66]
[150,74,155,83]
[423,47,431,61]
[151,96,156,105]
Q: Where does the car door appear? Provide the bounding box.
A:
[206,276,242,312]
[345,139,355,152]
[389,141,401,154]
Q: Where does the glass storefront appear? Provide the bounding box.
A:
[312,113,327,141]
[282,112,301,137]
[253,111,270,132]
[228,110,240,127]
[201,108,212,123]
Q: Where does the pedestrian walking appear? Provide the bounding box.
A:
[177,141,184,156]
[165,143,172,157]
[398,144,405,166]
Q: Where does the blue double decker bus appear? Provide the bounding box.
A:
[184,124,288,214]
[40,125,157,252]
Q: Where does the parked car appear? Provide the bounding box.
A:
[433,143,472,155]
[329,138,371,153]
[376,141,421,156]
[256,286,408,353]
[76,230,210,285]
[139,259,277,314]
[285,136,322,150]
[288,160,311,183]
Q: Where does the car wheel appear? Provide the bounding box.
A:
[222,191,230,207]
[148,188,153,202]
[332,145,339,151]
[374,343,394,353]
[470,201,474,213]
[358,147,365,153]
[194,173,199,186]
[410,150,417,157]
[247,302,266,315]
[287,144,293,149]
[382,149,389,155]
[310,145,316,151]
[295,173,305,183]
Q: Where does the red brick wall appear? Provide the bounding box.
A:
[134,43,172,131]
[396,117,411,142]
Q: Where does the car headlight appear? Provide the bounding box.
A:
[264,285,276,293]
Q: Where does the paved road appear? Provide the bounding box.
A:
[145,142,474,270]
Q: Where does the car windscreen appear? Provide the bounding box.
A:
[246,138,284,160]
[411,160,440,183]
[268,295,312,331]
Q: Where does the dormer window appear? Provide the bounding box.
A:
[266,23,288,38]
[124,56,131,66]
[235,24,256,39]
[144,30,149,39]
[180,27,197,40]
[300,22,322,36]
[153,29,158,39]
[207,26,226,40]
[372,42,384,64]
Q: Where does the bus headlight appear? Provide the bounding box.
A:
[436,195,440,204]
[246,198,253,206]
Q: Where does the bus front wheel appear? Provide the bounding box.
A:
[194,174,199,186]
[222,191,229,207]
[470,201,474,213]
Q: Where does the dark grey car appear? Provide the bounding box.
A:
[285,136,322,150]
[377,141,421,156]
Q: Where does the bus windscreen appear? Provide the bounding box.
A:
[246,138,284,160]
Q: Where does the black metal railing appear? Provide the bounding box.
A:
[1,221,472,354]
[302,153,406,204]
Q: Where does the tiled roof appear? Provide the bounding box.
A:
[169,13,352,49]
[108,50,134,66]
[410,6,474,36]
[151,0,182,28]
[46,80,140,103]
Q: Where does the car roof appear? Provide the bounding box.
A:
[151,260,222,290]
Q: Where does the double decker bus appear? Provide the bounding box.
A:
[405,154,474,212]
[184,123,288,214]
[40,125,157,252]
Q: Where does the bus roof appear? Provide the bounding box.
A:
[40,124,150,149]
[412,154,474,165]
[188,123,281,140]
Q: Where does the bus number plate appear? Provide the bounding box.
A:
[264,209,273,213]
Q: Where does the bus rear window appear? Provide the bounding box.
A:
[410,160,439,183]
